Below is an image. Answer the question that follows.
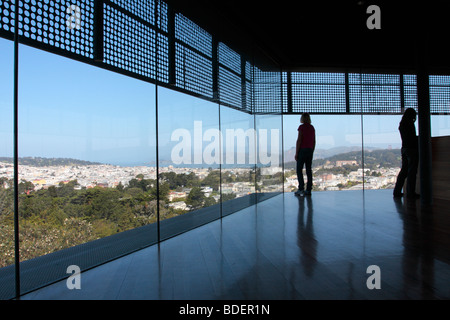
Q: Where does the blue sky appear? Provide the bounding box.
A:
[1,38,448,166]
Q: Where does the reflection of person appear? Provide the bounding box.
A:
[394,197,435,298]
[297,196,317,277]
[393,108,419,199]
[295,113,316,196]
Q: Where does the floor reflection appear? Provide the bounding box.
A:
[20,190,450,300]
[297,196,317,277]
[394,197,436,299]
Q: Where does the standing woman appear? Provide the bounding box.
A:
[393,108,419,198]
[295,113,316,196]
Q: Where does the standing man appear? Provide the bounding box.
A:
[295,113,316,196]
[393,108,420,198]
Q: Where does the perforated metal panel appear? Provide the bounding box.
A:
[174,13,211,58]
[290,72,346,114]
[430,75,450,114]
[253,67,282,114]
[109,0,155,24]
[103,3,156,78]
[218,66,241,108]
[0,0,449,116]
[280,72,450,115]
[174,13,213,97]
[349,73,402,114]
[156,32,169,83]
[175,42,213,97]
[0,0,13,35]
[218,42,245,109]
[403,74,418,111]
[1,0,96,58]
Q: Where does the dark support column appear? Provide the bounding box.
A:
[415,6,433,206]
[417,70,432,205]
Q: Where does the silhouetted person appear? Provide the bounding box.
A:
[295,113,316,196]
[393,108,419,199]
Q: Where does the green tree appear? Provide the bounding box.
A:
[202,170,220,190]
[18,180,34,194]
[148,182,170,202]
[116,181,125,191]
[85,187,122,220]
[136,173,144,180]
[57,180,78,197]
[203,196,216,207]
[0,177,8,189]
[186,187,205,210]
[222,193,236,202]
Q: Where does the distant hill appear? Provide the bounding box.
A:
[284,148,401,169]
[284,146,380,162]
[0,157,102,167]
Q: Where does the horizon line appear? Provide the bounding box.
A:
[0,146,401,168]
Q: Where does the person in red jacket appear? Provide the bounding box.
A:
[295,113,316,196]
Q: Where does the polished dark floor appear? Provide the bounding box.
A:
[21,189,450,300]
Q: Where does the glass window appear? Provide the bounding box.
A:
[0,37,14,299]
[220,106,256,216]
[362,115,403,190]
[431,115,450,137]
[157,87,220,240]
[255,114,283,202]
[283,114,363,193]
[17,44,157,295]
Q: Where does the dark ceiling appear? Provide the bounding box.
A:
[166,0,450,74]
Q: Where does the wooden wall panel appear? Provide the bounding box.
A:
[432,136,450,202]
